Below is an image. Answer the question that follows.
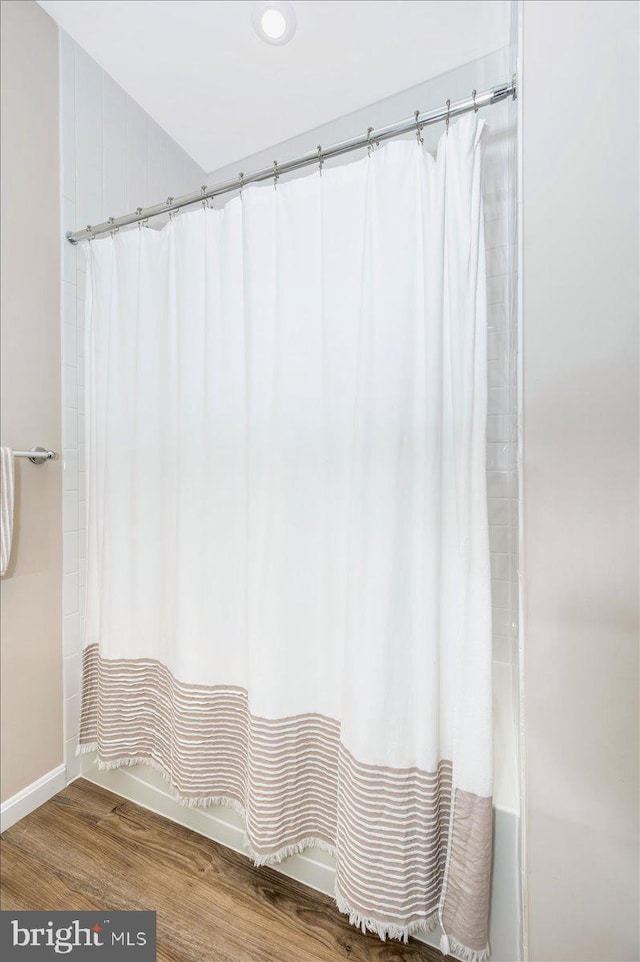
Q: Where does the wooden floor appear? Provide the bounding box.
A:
[0,778,442,962]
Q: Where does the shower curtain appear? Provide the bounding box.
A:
[79,113,493,962]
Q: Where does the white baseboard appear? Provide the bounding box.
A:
[0,763,66,833]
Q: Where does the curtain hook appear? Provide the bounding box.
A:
[445,98,451,136]
[367,126,374,157]
[317,145,324,176]
[414,110,424,145]
[273,161,279,189]
[472,89,478,113]
[239,171,245,194]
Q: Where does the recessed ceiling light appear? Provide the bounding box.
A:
[252,1,296,46]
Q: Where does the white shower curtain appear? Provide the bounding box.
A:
[79,114,493,962]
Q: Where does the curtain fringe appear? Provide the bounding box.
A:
[441,933,491,962]
[77,746,246,817]
[252,836,335,866]
[78,749,491,961]
[334,891,440,943]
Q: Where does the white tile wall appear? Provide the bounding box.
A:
[59,30,206,779]
[484,174,519,669]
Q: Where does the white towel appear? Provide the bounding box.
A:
[0,447,15,575]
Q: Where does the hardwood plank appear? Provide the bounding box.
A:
[0,778,442,962]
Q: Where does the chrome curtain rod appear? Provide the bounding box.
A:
[67,79,516,246]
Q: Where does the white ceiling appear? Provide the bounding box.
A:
[37,0,510,173]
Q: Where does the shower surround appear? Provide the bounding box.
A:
[59,36,520,962]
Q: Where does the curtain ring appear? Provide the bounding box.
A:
[472,89,478,113]
[445,98,451,135]
[414,110,424,145]
[367,126,374,157]
[273,161,279,189]
[239,171,245,194]
[317,145,324,176]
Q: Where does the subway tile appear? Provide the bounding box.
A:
[487,470,509,498]
[489,525,510,554]
[63,490,79,532]
[487,274,508,306]
[79,527,87,561]
[78,413,85,446]
[63,364,78,409]
[492,633,512,664]
[65,738,82,781]
[103,75,128,220]
[487,415,509,443]
[75,45,104,228]
[63,448,79,491]
[484,217,506,250]
[63,572,79,617]
[126,96,149,211]
[63,612,80,656]
[63,281,77,327]
[79,556,87,589]
[79,586,87,622]
[63,407,78,449]
[60,33,76,203]
[64,653,80,699]
[63,531,79,575]
[486,246,508,277]
[488,497,509,525]
[491,580,511,610]
[64,693,80,741]
[63,324,77,367]
[510,525,520,557]
[79,470,86,503]
[491,552,512,582]
[488,358,507,389]
[77,267,87,303]
[489,442,516,472]
[488,301,507,331]
[493,606,518,637]
[77,299,85,358]
[488,387,508,416]
[62,198,77,284]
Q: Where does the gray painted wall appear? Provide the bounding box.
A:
[522,2,639,959]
